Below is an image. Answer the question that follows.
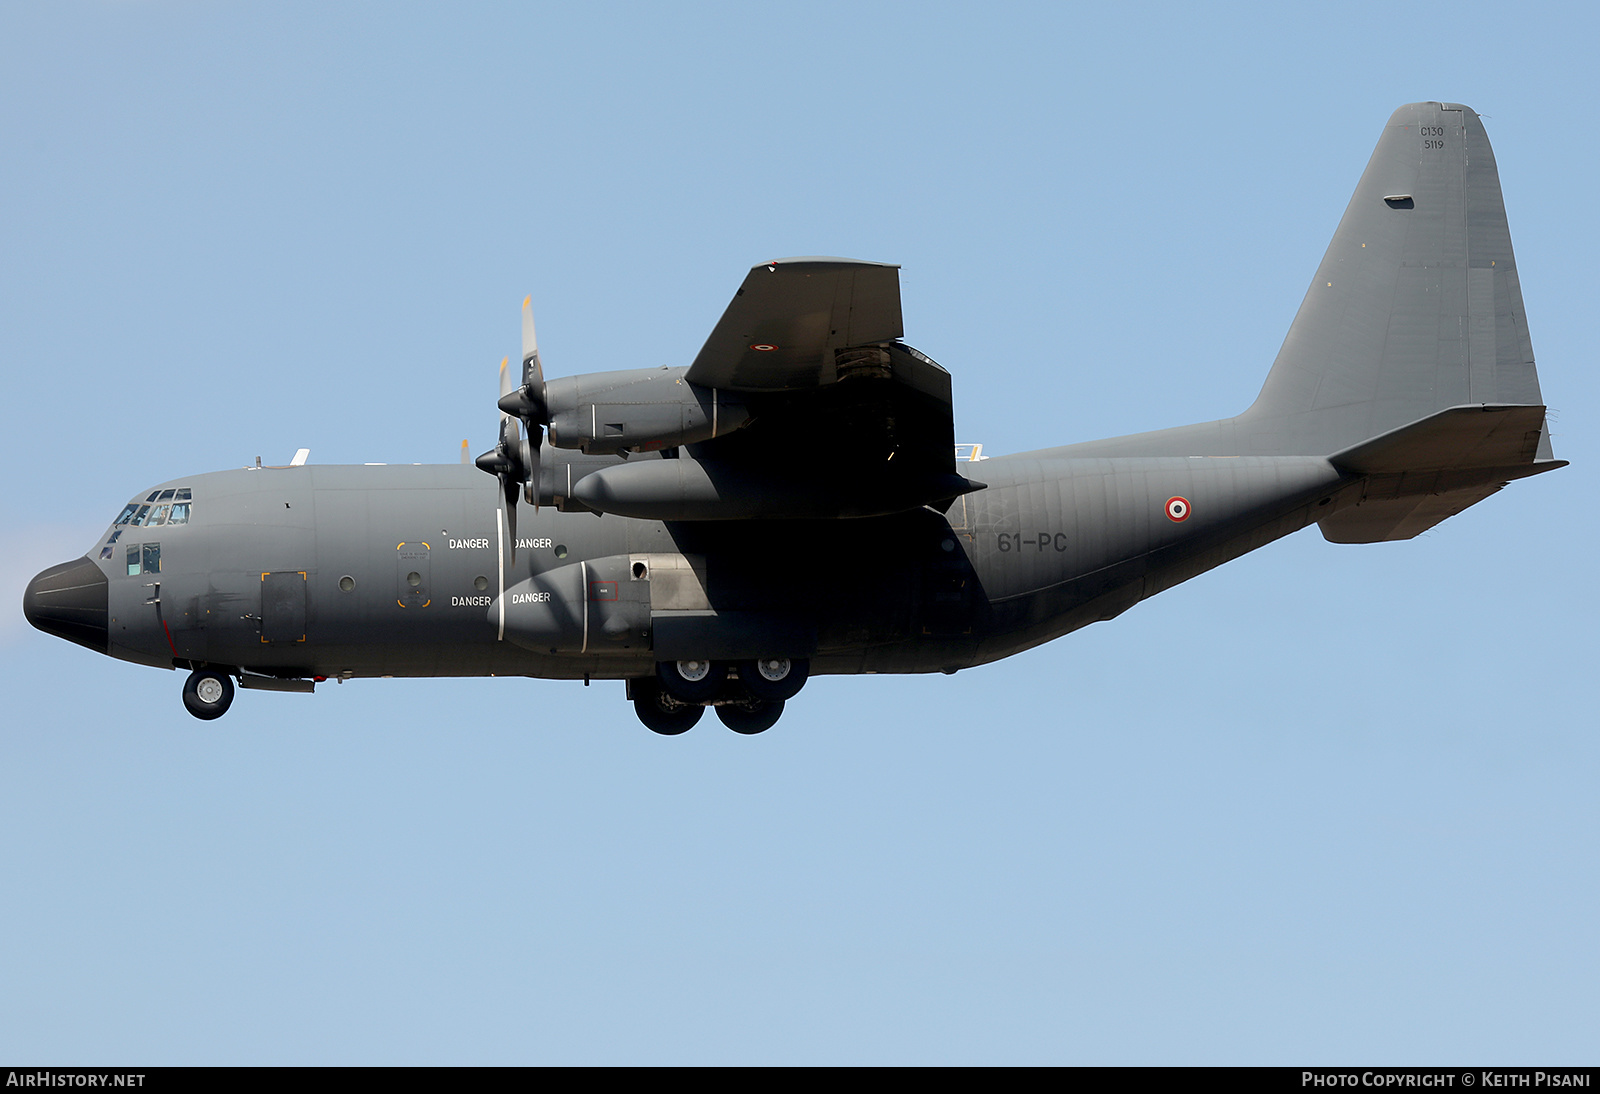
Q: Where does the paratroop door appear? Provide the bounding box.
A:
[260,571,307,643]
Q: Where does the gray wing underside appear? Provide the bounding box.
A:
[686,257,903,391]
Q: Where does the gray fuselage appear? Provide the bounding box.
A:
[86,449,1346,682]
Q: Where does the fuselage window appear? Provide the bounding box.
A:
[142,543,160,574]
[126,545,141,576]
[168,502,190,524]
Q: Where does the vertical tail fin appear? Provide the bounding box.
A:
[1241,101,1551,458]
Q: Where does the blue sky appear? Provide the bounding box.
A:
[2,1,1595,1064]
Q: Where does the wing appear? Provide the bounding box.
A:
[565,258,982,521]
[687,257,975,516]
[686,257,903,391]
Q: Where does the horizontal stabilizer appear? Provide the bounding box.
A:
[1329,404,1548,474]
[1319,484,1505,543]
[1320,403,1565,543]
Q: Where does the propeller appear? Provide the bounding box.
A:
[475,356,534,557]
[498,296,550,509]
[475,297,553,558]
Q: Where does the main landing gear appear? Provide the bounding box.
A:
[182,668,235,720]
[633,658,808,735]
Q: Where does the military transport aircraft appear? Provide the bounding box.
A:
[23,103,1564,734]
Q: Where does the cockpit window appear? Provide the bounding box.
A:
[117,489,192,528]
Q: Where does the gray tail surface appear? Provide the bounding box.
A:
[1238,101,1552,459]
[1044,102,1564,539]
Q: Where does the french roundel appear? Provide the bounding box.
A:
[1165,496,1191,522]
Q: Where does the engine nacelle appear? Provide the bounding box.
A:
[543,367,750,455]
[568,454,981,521]
[492,556,650,654]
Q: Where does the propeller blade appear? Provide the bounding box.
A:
[502,469,519,551]
[486,295,549,555]
[498,413,534,559]
[526,423,544,510]
[521,295,543,391]
[478,357,525,560]
[477,363,513,477]
[501,297,550,423]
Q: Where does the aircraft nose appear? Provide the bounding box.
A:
[22,556,109,654]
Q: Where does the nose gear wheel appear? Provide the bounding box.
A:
[182,669,235,720]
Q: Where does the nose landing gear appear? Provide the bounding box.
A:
[182,668,236,720]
